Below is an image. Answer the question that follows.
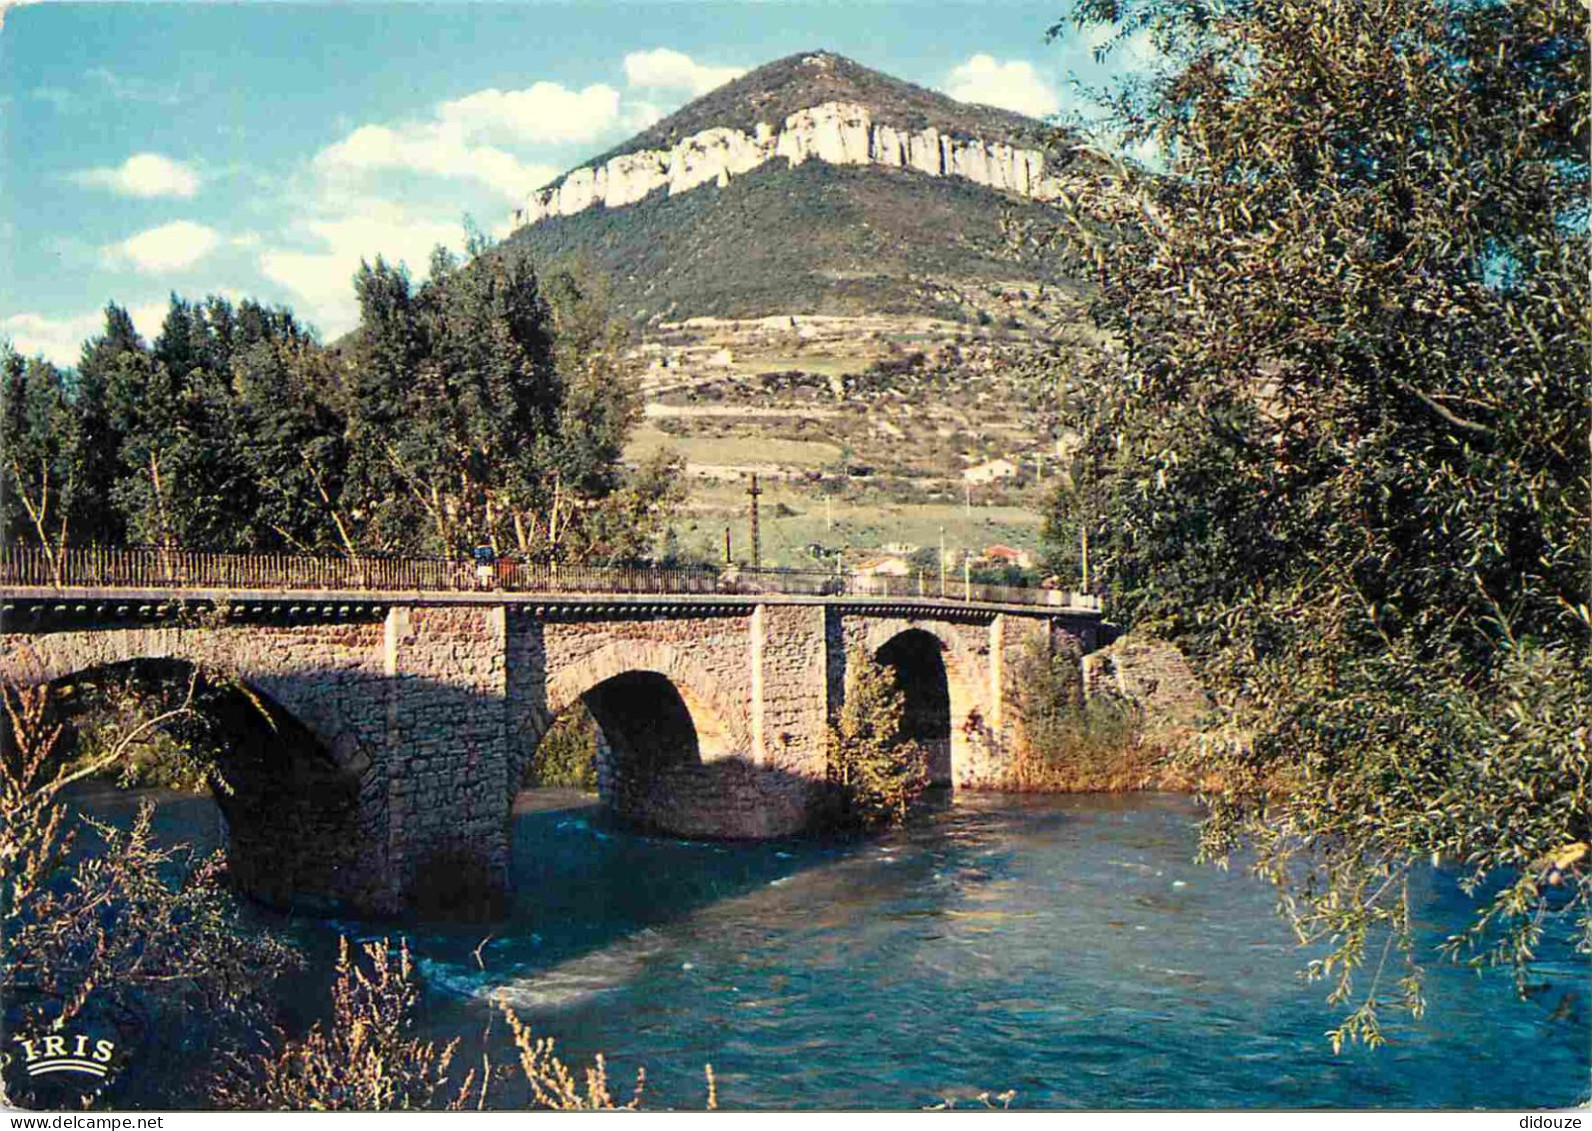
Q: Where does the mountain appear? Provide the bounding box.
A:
[502,50,1104,323]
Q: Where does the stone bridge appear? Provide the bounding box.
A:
[1,588,1103,914]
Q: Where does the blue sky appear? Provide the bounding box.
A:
[0,1,1144,364]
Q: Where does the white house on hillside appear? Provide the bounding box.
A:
[963,458,1017,484]
[854,555,912,578]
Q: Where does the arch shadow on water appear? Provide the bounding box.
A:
[43,658,367,913]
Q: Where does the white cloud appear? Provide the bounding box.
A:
[1081,22,1117,53]
[104,220,223,273]
[1120,30,1162,69]
[316,77,633,204]
[273,57,737,331]
[127,302,173,341]
[438,82,624,145]
[1,311,103,367]
[316,122,559,201]
[621,100,665,132]
[945,55,1062,119]
[73,152,200,198]
[623,48,744,97]
[258,199,466,337]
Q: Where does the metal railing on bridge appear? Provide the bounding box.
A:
[0,545,1102,613]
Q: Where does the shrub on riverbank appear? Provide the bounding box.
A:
[214,933,714,1111]
[2,680,705,1111]
[214,937,467,1110]
[1,683,297,1110]
[1006,639,1190,792]
[823,648,928,828]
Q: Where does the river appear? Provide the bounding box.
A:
[75,784,1590,1110]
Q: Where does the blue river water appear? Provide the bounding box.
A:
[87,786,1590,1110]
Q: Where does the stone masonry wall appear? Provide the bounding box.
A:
[3,600,1105,911]
[505,611,756,776]
[754,604,829,779]
[381,606,508,901]
[1082,633,1209,732]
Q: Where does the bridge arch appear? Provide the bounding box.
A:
[10,649,374,913]
[873,629,953,785]
[856,621,986,788]
[512,639,751,835]
[0,627,386,775]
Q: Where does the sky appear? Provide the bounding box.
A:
[0,1,1148,365]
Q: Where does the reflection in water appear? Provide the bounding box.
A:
[70,786,1590,1110]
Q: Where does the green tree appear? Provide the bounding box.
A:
[70,304,144,546]
[344,246,563,556]
[105,296,278,551]
[525,701,601,790]
[232,328,356,555]
[1041,0,1589,1046]
[540,262,641,560]
[826,649,929,829]
[2,350,85,577]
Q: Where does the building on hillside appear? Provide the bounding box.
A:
[963,458,1017,484]
[880,542,919,556]
[853,555,912,578]
[981,544,1034,569]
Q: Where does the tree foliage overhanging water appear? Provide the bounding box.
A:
[2,0,1587,1101]
[1034,0,1589,1047]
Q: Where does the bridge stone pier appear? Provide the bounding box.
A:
[1,590,1102,915]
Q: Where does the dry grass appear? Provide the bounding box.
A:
[1006,717,1200,793]
[1001,638,1203,794]
[218,934,717,1111]
[625,426,843,469]
[215,937,467,1111]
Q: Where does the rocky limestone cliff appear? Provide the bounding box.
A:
[501,50,1108,323]
[517,99,1062,226]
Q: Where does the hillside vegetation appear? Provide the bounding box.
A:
[510,159,1082,324]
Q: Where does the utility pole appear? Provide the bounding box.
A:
[938,527,947,597]
[724,526,732,565]
[747,473,763,570]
